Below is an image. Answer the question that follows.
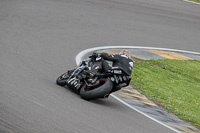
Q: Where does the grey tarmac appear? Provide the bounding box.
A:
[1,0,200,133]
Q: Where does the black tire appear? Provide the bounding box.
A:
[79,78,113,100]
[110,86,121,93]
[56,72,69,86]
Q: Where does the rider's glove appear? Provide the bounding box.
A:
[89,52,98,58]
[92,52,99,57]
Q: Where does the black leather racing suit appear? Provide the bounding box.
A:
[99,53,134,76]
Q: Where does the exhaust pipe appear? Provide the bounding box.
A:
[104,94,110,98]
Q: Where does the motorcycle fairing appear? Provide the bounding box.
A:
[67,77,82,91]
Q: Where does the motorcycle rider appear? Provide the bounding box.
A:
[87,49,134,86]
[88,49,134,92]
[91,49,134,76]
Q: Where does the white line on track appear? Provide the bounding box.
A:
[76,46,200,133]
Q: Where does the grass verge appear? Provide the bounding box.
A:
[130,59,200,129]
[188,0,200,3]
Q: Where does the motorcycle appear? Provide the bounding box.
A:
[56,53,131,100]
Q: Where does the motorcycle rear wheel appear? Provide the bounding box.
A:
[79,78,113,100]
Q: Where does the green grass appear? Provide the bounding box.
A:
[130,59,200,129]
[189,0,200,3]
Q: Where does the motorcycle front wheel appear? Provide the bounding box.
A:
[56,72,69,86]
[79,78,113,100]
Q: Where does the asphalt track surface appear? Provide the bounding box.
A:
[1,0,200,133]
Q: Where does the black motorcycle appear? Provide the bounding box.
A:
[56,53,131,100]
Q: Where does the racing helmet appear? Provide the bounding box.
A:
[119,49,131,58]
